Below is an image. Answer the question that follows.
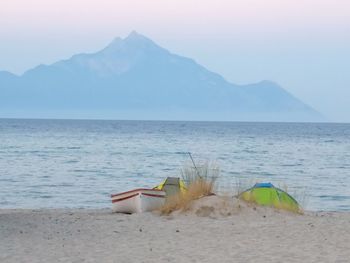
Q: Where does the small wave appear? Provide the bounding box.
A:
[41,195,53,199]
[324,139,335,143]
[318,195,349,201]
[110,152,123,155]
[65,160,79,164]
[281,164,302,167]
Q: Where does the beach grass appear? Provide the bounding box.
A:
[160,162,219,215]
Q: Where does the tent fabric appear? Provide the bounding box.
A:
[154,177,187,196]
[239,182,300,213]
[254,182,274,188]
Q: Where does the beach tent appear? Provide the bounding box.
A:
[154,177,187,197]
[239,182,300,213]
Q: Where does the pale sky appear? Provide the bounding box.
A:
[1,0,350,121]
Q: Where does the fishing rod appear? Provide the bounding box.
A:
[187,152,202,179]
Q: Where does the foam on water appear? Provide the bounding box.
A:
[0,119,349,211]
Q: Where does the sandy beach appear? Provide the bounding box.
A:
[1,196,350,263]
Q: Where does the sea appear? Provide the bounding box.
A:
[0,119,349,211]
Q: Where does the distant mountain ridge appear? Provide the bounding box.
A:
[0,31,324,121]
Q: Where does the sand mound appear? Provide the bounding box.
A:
[169,195,299,218]
[168,195,242,218]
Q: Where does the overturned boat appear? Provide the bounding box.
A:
[111,188,166,213]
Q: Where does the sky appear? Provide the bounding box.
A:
[1,0,350,121]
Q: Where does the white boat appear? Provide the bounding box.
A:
[111,188,166,213]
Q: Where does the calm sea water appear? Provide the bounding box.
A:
[0,119,349,211]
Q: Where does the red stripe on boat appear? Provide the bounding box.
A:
[111,188,163,198]
[111,193,139,203]
[141,193,166,198]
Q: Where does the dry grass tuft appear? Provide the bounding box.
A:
[279,183,308,213]
[160,162,219,215]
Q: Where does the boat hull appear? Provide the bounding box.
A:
[111,188,166,213]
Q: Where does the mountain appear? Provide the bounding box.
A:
[0,31,324,121]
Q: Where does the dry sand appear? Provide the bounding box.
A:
[1,196,350,263]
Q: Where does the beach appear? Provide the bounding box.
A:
[1,196,350,263]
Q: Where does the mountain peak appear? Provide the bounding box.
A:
[124,31,156,46]
[109,36,123,46]
[63,31,170,76]
[102,31,162,54]
[126,30,143,39]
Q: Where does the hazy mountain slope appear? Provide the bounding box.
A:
[0,31,324,121]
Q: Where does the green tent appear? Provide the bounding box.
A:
[239,183,301,213]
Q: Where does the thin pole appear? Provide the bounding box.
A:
[188,152,202,178]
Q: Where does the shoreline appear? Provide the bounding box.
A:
[1,197,350,262]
